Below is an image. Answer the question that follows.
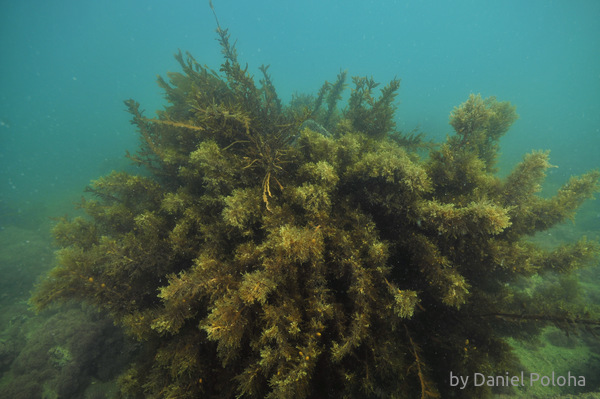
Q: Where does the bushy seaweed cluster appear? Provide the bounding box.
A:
[31,23,600,399]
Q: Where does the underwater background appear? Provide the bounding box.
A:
[1,0,599,398]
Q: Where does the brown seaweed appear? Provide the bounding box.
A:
[31,16,600,399]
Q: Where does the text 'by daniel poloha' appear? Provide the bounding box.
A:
[450,371,585,390]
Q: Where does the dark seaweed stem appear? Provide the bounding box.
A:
[323,70,347,129]
[478,312,600,326]
[209,0,221,31]
[405,325,441,399]
[258,64,282,118]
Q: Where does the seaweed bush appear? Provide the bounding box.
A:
[31,17,600,399]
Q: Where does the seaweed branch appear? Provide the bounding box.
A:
[405,326,440,399]
[477,312,600,329]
